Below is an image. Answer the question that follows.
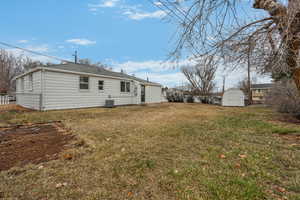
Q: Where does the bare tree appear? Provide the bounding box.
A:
[152,0,300,91]
[266,78,300,114]
[0,49,24,94]
[78,58,108,68]
[78,58,93,65]
[238,79,250,96]
[237,77,257,103]
[22,58,45,71]
[181,55,217,96]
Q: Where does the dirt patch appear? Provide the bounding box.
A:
[0,104,33,113]
[277,133,300,147]
[0,122,74,171]
[277,114,300,125]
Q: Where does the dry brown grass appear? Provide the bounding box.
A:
[0,103,299,200]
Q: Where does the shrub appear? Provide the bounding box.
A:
[265,79,300,114]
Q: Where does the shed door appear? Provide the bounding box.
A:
[141,85,145,103]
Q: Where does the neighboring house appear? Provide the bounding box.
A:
[15,63,163,111]
[251,83,273,104]
[222,88,245,107]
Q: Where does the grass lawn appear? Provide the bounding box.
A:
[0,103,300,200]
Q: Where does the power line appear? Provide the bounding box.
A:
[0,41,72,63]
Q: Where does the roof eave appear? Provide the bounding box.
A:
[35,67,162,85]
[14,67,43,80]
[14,65,162,86]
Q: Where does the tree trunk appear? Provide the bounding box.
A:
[293,68,300,90]
[254,0,300,91]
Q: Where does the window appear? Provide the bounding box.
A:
[79,76,89,90]
[126,82,130,92]
[120,81,130,92]
[98,80,104,91]
[121,81,126,92]
[28,74,33,91]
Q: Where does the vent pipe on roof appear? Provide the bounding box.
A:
[73,51,78,64]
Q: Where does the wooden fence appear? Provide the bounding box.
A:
[0,95,9,105]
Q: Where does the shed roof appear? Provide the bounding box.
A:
[222,88,245,107]
[251,83,273,89]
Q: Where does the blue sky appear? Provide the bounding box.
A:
[0,0,270,88]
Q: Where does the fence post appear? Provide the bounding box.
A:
[0,95,9,105]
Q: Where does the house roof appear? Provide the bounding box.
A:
[17,63,161,86]
[251,83,273,89]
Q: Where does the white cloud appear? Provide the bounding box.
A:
[153,2,163,6]
[108,59,271,88]
[88,0,119,9]
[110,59,196,74]
[17,40,29,44]
[135,71,186,87]
[107,59,195,87]
[26,45,49,53]
[4,44,51,61]
[3,44,70,64]
[88,1,167,20]
[66,38,96,46]
[124,10,167,20]
[5,47,57,63]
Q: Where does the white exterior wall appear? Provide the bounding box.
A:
[145,85,162,103]
[222,89,245,107]
[135,82,142,105]
[16,94,42,110]
[16,69,163,110]
[16,71,42,110]
[43,71,138,110]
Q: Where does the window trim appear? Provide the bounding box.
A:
[98,80,104,91]
[120,80,131,93]
[79,76,89,90]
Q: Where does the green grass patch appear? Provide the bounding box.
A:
[0,104,299,199]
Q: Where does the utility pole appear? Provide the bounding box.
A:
[73,51,78,64]
[247,39,253,105]
[247,54,251,104]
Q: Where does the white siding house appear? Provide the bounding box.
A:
[222,88,245,107]
[15,63,163,110]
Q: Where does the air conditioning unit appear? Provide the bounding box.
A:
[105,99,115,108]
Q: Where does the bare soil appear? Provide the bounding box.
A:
[278,114,300,125]
[0,104,32,113]
[278,133,300,145]
[0,122,74,171]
